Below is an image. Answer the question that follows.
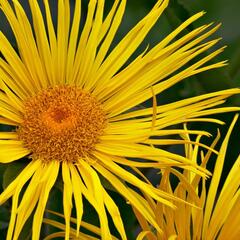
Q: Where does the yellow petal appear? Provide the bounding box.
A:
[57,0,70,84]
[0,160,41,204]
[69,164,83,237]
[6,160,42,240]
[79,0,104,89]
[0,132,18,139]
[66,0,81,83]
[72,0,98,86]
[103,188,127,240]
[0,31,35,94]
[28,0,53,86]
[137,231,157,240]
[202,114,238,237]
[62,162,73,240]
[93,0,169,95]
[12,0,48,90]
[0,144,30,163]
[79,160,112,240]
[32,161,59,240]
[93,162,162,234]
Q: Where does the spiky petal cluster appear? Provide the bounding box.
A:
[136,115,240,240]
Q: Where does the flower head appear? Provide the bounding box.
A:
[0,0,239,239]
[136,114,240,240]
[17,85,107,162]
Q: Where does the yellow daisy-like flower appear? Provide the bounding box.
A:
[0,0,239,239]
[136,114,240,240]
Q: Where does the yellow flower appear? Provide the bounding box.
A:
[136,114,240,240]
[0,0,239,239]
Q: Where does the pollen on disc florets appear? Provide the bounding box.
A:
[18,85,106,163]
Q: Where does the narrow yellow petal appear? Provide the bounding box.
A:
[0,61,29,99]
[205,120,240,239]
[0,160,41,204]
[105,44,226,116]
[62,162,73,240]
[110,89,239,121]
[93,162,162,233]
[69,165,83,237]
[32,161,59,240]
[0,117,18,126]
[43,0,57,84]
[66,0,81,83]
[12,0,48,90]
[0,1,37,93]
[72,0,98,85]
[79,0,105,89]
[103,37,221,113]
[202,114,238,237]
[134,207,155,240]
[45,209,105,238]
[28,0,53,86]
[103,189,127,240]
[79,160,112,240]
[43,218,101,240]
[137,231,157,240]
[16,165,44,212]
[94,151,176,207]
[57,0,70,84]
[93,0,169,95]
[95,142,209,176]
[0,132,18,139]
[218,193,240,239]
[0,80,24,112]
[88,0,126,89]
[6,160,41,240]
[14,177,42,239]
[0,144,30,163]
[95,14,217,102]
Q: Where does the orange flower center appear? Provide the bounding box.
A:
[18,85,106,163]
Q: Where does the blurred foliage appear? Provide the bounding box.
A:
[0,0,240,239]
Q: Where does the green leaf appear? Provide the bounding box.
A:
[177,0,202,13]
[108,191,136,240]
[229,38,240,78]
[0,164,7,189]
[0,207,9,230]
